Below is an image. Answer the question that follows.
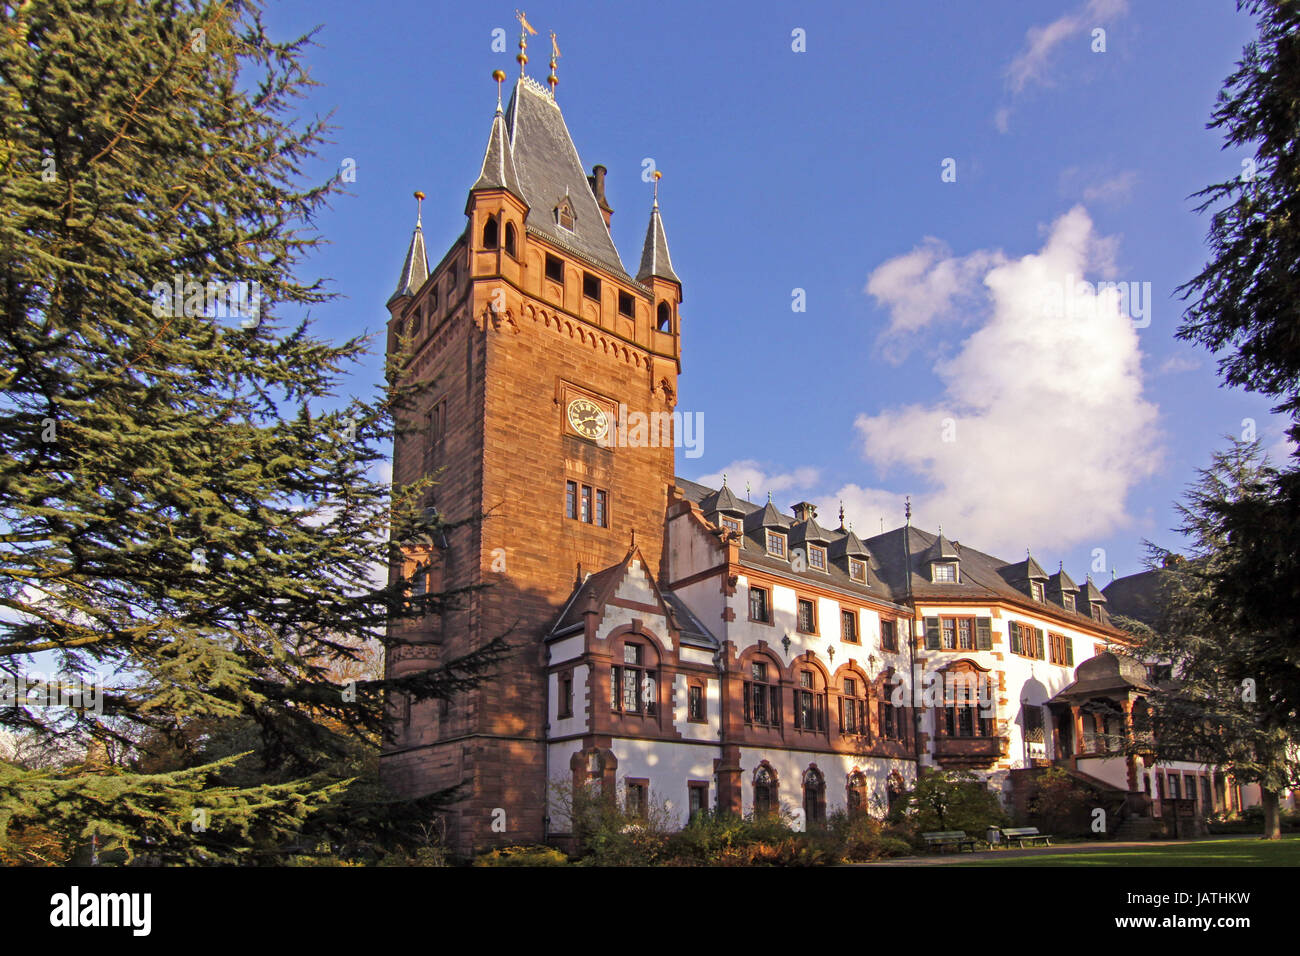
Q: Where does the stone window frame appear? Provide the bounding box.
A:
[795,596,817,635]
[687,680,706,723]
[748,584,773,625]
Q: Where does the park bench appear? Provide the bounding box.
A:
[921,830,978,853]
[1000,826,1052,847]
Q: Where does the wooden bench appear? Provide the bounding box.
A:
[1000,826,1052,847]
[921,830,978,853]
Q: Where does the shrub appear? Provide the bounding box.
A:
[473,845,569,867]
[892,770,1009,836]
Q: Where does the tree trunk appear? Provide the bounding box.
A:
[1260,788,1281,840]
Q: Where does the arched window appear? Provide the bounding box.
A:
[878,675,907,742]
[840,674,867,737]
[940,662,994,738]
[610,637,659,720]
[794,666,827,732]
[482,215,499,249]
[504,221,517,256]
[753,763,778,817]
[743,656,781,728]
[656,300,671,332]
[886,770,906,813]
[847,771,868,818]
[803,766,826,826]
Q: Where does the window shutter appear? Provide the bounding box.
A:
[976,617,992,650]
[924,617,940,650]
[1034,627,1045,660]
[1008,622,1021,655]
[1065,636,1074,666]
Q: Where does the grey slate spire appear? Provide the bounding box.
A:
[636,199,680,284]
[388,208,428,306]
[470,104,525,200]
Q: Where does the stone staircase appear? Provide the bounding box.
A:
[1111,814,1156,841]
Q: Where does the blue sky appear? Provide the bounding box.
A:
[262,0,1286,584]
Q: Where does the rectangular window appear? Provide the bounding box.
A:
[617,290,635,317]
[932,563,957,582]
[626,781,646,818]
[1031,580,1045,602]
[544,253,564,284]
[1023,705,1044,743]
[881,619,898,652]
[581,485,592,523]
[595,489,608,528]
[721,516,741,534]
[842,678,860,735]
[688,684,705,722]
[1063,593,1075,612]
[797,598,816,634]
[841,609,859,643]
[941,618,956,650]
[582,271,601,300]
[765,531,786,558]
[1009,621,1023,655]
[688,783,708,821]
[848,558,866,583]
[975,617,992,650]
[809,545,827,571]
[565,480,577,520]
[611,645,655,716]
[749,586,771,624]
[957,618,973,650]
[558,671,573,718]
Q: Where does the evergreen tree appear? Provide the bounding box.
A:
[0,0,507,863]
[1136,440,1299,840]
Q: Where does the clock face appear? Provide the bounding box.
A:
[566,397,609,441]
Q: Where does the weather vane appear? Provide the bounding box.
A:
[515,10,536,75]
[548,31,561,92]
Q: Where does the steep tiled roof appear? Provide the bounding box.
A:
[388,217,429,305]
[470,106,525,199]
[502,76,630,279]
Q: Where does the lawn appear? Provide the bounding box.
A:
[947,835,1300,866]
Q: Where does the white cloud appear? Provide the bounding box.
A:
[1156,355,1200,375]
[854,205,1162,554]
[816,484,908,537]
[866,239,1005,362]
[999,0,1129,128]
[694,460,819,503]
[1082,170,1139,203]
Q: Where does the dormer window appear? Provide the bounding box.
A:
[931,562,958,583]
[554,196,575,231]
[848,558,866,584]
[1091,605,1102,622]
[808,545,827,572]
[720,516,741,534]
[1031,580,1045,602]
[765,531,786,558]
[1063,593,1075,612]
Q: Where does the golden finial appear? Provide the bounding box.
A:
[492,69,506,110]
[413,190,425,226]
[652,169,662,206]
[548,31,561,93]
[516,10,537,75]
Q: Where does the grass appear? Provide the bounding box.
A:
[946,835,1300,866]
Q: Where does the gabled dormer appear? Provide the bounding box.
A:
[1079,575,1109,624]
[1003,552,1050,602]
[745,496,788,560]
[921,530,961,583]
[701,480,745,535]
[788,502,832,573]
[1048,563,1080,612]
[829,528,872,586]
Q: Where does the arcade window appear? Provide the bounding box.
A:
[617,290,635,317]
[582,271,601,301]
[796,598,817,634]
[749,585,772,624]
[544,253,564,284]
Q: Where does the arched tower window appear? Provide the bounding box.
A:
[753,763,778,817]
[847,771,868,818]
[656,300,671,332]
[504,221,517,256]
[802,765,826,826]
[482,214,499,249]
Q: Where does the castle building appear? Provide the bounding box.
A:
[379,55,1240,856]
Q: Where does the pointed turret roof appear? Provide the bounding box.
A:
[636,200,679,284]
[470,105,525,199]
[744,498,787,533]
[829,528,871,560]
[502,76,630,279]
[1049,565,1079,593]
[1081,576,1108,603]
[388,215,428,306]
[921,530,959,563]
[790,514,833,545]
[702,481,745,517]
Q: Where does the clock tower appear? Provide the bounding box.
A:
[380,67,683,855]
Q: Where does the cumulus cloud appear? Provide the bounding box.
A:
[1156,355,1200,375]
[1082,170,1139,203]
[816,484,908,537]
[694,460,819,503]
[999,0,1129,129]
[854,205,1162,554]
[866,239,1005,361]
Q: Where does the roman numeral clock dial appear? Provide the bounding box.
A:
[566,397,609,441]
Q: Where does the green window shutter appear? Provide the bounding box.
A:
[976,617,992,650]
[1008,622,1021,655]
[1034,627,1045,660]
[924,617,940,650]
[1065,636,1074,666]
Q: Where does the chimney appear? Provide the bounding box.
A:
[588,164,613,228]
[792,502,817,523]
